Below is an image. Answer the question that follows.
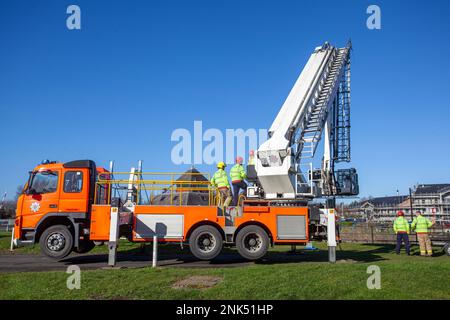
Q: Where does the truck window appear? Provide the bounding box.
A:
[29,171,59,194]
[64,171,83,193]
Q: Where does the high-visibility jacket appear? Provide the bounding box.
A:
[393,216,410,234]
[230,164,247,182]
[211,169,230,189]
[411,215,433,233]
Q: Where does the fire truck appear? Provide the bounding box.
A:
[13,42,359,261]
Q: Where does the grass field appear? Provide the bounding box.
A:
[1,232,449,300]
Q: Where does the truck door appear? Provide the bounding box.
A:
[20,169,61,229]
[59,168,89,213]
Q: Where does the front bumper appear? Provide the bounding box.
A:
[13,239,34,247]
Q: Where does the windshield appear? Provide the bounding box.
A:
[29,171,59,194]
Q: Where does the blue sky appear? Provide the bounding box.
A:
[1,0,449,200]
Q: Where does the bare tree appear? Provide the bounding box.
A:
[15,185,24,201]
[0,201,16,218]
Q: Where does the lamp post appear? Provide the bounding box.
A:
[409,187,414,220]
[397,189,400,217]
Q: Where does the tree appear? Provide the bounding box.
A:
[0,200,16,218]
[15,185,24,201]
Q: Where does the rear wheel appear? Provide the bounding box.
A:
[189,225,223,260]
[39,225,73,260]
[236,225,269,260]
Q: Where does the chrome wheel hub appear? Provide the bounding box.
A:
[244,233,262,252]
[47,233,65,251]
[197,233,216,253]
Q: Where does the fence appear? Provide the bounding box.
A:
[0,219,14,232]
[339,223,450,244]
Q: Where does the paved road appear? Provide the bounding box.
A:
[0,250,318,273]
[0,252,256,273]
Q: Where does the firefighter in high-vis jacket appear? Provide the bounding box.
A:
[393,211,410,255]
[411,211,434,256]
[230,156,247,206]
[211,162,232,208]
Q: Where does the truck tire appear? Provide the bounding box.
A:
[236,225,269,260]
[189,225,223,260]
[39,225,74,260]
[73,240,95,254]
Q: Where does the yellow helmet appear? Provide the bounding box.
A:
[217,162,226,169]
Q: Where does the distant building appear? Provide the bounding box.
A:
[346,183,450,223]
[412,184,450,220]
[348,195,410,222]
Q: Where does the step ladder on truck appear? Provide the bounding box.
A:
[12,42,359,263]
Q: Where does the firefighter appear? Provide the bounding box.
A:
[230,156,247,206]
[211,162,232,208]
[393,210,410,255]
[411,210,434,256]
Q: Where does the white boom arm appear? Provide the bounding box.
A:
[256,42,351,199]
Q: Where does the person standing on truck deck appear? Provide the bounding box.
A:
[393,210,410,255]
[211,162,232,208]
[230,156,247,206]
[411,210,434,256]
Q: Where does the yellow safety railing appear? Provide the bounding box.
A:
[238,194,246,207]
[94,171,221,206]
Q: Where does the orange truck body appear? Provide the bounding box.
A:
[89,204,308,244]
[14,160,313,260]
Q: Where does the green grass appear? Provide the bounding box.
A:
[1,231,37,254]
[1,232,449,300]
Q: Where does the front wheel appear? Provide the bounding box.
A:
[189,225,223,260]
[39,225,74,260]
[236,225,269,260]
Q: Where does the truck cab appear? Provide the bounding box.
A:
[14,160,108,259]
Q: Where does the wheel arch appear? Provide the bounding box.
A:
[35,214,75,244]
[233,221,273,244]
[186,220,225,241]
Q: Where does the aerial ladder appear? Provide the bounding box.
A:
[250,41,358,202]
[246,41,359,261]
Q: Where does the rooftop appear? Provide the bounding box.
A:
[414,184,450,195]
[362,195,409,207]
